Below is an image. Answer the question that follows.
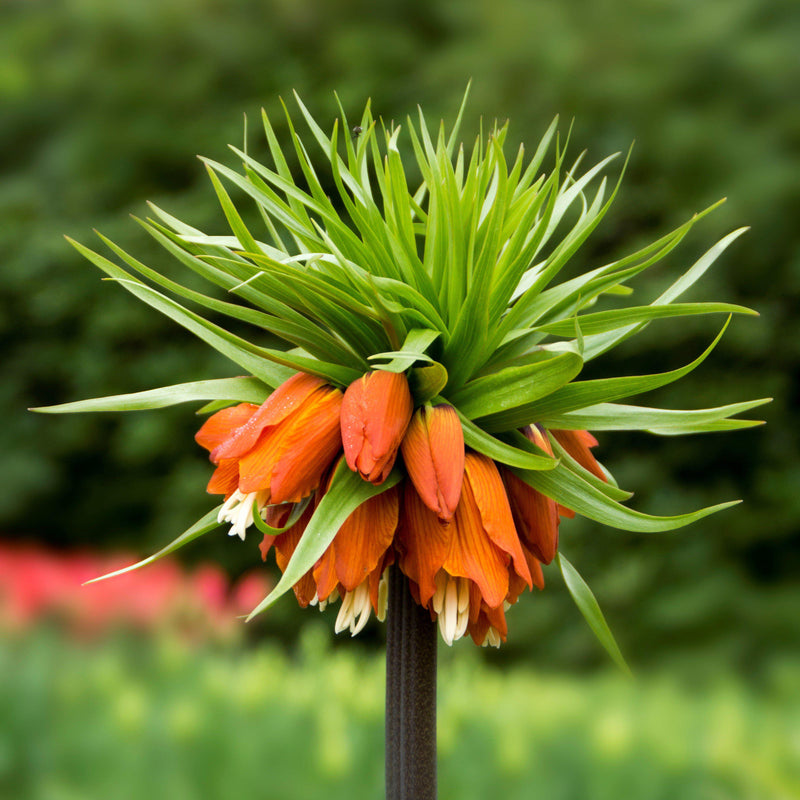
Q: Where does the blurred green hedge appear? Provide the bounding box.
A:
[4,0,798,671]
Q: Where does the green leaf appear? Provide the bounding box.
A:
[452,350,583,420]
[251,499,311,537]
[247,463,402,619]
[409,362,449,404]
[489,319,731,427]
[534,302,756,338]
[543,431,632,502]
[557,553,631,675]
[84,508,222,584]
[66,237,294,388]
[367,328,440,372]
[581,228,748,360]
[537,398,772,433]
[457,412,558,471]
[30,378,271,414]
[511,461,740,532]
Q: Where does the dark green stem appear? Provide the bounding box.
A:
[386,566,438,800]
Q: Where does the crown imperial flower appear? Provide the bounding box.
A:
[52,91,766,658]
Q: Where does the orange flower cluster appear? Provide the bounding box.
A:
[196,371,605,646]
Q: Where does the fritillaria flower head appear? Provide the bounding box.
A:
[43,88,768,661]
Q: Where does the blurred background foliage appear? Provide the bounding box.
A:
[3,0,799,679]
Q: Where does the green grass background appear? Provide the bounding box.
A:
[2,626,798,800]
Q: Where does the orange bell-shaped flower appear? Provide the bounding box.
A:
[399,452,532,645]
[340,370,413,484]
[400,404,464,521]
[196,372,343,505]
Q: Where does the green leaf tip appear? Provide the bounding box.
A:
[558,553,631,676]
[83,507,222,585]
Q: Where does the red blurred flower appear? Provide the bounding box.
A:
[340,371,413,484]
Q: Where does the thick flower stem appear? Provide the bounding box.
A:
[386,566,438,800]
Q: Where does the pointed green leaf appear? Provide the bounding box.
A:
[537,398,772,433]
[66,237,294,388]
[84,507,222,584]
[485,319,731,428]
[558,553,631,675]
[31,378,271,414]
[247,463,402,619]
[582,228,748,360]
[457,413,558,471]
[511,460,740,532]
[367,328,440,372]
[535,302,756,338]
[453,350,583,420]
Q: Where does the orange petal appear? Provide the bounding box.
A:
[523,424,554,456]
[502,467,559,565]
[340,371,413,483]
[237,387,343,500]
[368,550,393,612]
[332,487,399,592]
[264,503,317,607]
[508,548,545,603]
[463,453,532,590]
[312,543,339,603]
[397,483,451,607]
[213,373,327,461]
[551,428,607,482]
[206,458,240,497]
[444,467,511,609]
[467,586,508,645]
[267,389,344,503]
[401,405,464,520]
[195,403,259,454]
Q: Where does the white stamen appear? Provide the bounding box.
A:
[350,584,372,636]
[432,571,448,615]
[217,490,256,540]
[217,490,271,540]
[334,582,372,636]
[436,575,471,646]
[334,590,355,633]
[486,627,501,648]
[457,576,470,614]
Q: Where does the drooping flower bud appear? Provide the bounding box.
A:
[400,404,464,521]
[340,370,413,484]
